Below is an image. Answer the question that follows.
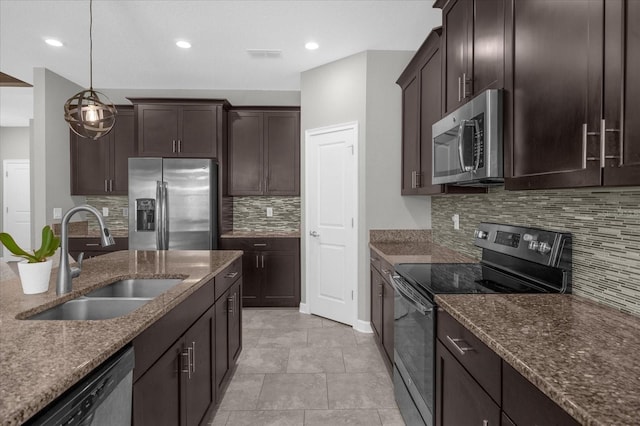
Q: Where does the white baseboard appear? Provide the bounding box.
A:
[298,303,310,314]
[353,319,373,333]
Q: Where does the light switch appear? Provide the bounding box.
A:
[53,208,62,219]
[452,214,460,230]
[102,207,109,217]
[122,208,129,217]
[266,207,273,217]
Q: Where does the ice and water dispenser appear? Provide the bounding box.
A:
[136,199,156,231]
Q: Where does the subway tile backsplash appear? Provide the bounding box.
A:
[431,187,640,317]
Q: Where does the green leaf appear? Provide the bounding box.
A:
[0,232,38,263]
[33,226,53,260]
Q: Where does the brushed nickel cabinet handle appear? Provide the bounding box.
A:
[172,140,176,153]
[224,272,238,279]
[446,335,475,356]
[178,139,182,153]
[104,180,108,192]
[458,76,462,102]
[253,243,267,247]
[191,341,196,373]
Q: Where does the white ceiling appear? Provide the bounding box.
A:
[0,0,441,127]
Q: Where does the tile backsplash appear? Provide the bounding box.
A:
[233,196,300,232]
[85,196,129,235]
[431,187,640,317]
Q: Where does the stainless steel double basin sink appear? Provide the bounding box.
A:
[26,279,183,321]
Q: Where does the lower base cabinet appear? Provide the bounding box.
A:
[369,250,394,371]
[132,259,242,426]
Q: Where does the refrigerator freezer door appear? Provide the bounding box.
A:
[162,158,216,250]
[129,158,163,250]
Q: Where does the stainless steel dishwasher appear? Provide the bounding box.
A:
[26,346,134,426]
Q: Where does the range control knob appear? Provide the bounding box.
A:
[474,230,488,240]
[528,240,540,251]
[538,241,552,254]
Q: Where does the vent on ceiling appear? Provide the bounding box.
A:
[246,49,282,58]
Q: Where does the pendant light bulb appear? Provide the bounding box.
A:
[63,0,116,140]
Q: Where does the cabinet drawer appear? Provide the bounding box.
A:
[437,310,501,403]
[219,237,298,252]
[502,362,579,426]
[379,258,393,281]
[68,237,128,252]
[215,257,242,301]
[370,249,382,273]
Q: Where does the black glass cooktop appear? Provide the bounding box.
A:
[394,263,547,300]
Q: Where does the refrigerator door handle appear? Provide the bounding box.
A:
[156,181,163,250]
[161,181,169,249]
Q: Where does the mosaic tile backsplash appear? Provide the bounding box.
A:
[431,187,640,317]
[233,196,300,232]
[85,196,129,236]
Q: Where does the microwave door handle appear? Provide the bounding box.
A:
[457,119,468,172]
[473,119,481,172]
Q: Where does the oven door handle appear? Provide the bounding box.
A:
[391,275,432,315]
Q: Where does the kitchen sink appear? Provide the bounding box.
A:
[84,278,184,299]
[26,297,152,321]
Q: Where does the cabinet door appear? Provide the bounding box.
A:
[110,108,135,194]
[382,278,394,363]
[133,340,182,426]
[137,105,179,156]
[179,105,218,158]
[228,280,242,363]
[443,0,471,113]
[472,0,505,97]
[242,251,262,307]
[70,132,110,195]
[401,74,421,194]
[370,268,383,340]
[184,309,214,426]
[603,0,640,186]
[264,111,300,195]
[262,251,300,307]
[228,111,264,195]
[435,340,501,426]
[214,295,229,397]
[505,0,603,189]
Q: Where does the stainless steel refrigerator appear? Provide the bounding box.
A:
[128,158,218,250]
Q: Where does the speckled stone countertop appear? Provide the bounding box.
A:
[369,241,477,264]
[436,294,640,426]
[0,249,242,426]
[220,230,300,238]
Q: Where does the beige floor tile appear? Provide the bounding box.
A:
[327,372,396,409]
[256,373,328,410]
[287,347,345,373]
[342,345,387,373]
[242,328,263,348]
[321,318,352,328]
[378,408,407,426]
[256,329,308,348]
[236,348,289,374]
[218,374,265,410]
[304,409,383,426]
[226,410,305,426]
[308,327,358,347]
[207,409,229,426]
[354,330,377,345]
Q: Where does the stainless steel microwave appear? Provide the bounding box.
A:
[432,89,503,186]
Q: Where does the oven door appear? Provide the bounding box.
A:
[391,274,435,426]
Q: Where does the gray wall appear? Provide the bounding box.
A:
[102,89,300,107]
[32,68,86,247]
[300,50,431,326]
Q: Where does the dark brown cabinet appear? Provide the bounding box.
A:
[504,1,640,190]
[369,250,394,371]
[130,99,229,159]
[215,279,242,397]
[68,237,128,261]
[397,28,486,196]
[227,109,300,196]
[438,0,505,114]
[70,106,135,195]
[219,238,300,307]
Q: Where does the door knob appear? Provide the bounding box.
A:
[309,231,320,237]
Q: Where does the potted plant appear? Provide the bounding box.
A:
[0,226,60,294]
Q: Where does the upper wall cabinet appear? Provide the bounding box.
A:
[129,99,229,159]
[397,28,486,196]
[70,106,135,195]
[436,0,505,114]
[227,108,300,196]
[503,0,640,190]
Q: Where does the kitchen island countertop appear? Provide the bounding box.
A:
[436,293,640,426]
[0,249,242,426]
[369,240,477,264]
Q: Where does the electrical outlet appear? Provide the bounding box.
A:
[266,207,273,217]
[102,207,109,217]
[452,214,460,230]
[123,207,129,217]
[53,208,62,219]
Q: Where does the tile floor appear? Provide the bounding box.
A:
[207,308,406,426]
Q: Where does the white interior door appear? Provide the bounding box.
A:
[306,122,358,326]
[2,160,31,261]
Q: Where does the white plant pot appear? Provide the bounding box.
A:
[17,259,53,295]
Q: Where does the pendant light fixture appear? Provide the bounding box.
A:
[64,0,116,140]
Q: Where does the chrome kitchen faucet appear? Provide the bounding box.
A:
[56,205,115,295]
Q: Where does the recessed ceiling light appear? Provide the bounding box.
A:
[305,41,319,50]
[45,39,63,47]
[176,40,191,49]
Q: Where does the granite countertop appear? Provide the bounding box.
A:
[0,249,242,426]
[436,294,640,426]
[369,241,477,264]
[220,230,300,238]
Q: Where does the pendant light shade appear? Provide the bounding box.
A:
[63,0,116,140]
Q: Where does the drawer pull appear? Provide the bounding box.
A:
[253,243,267,247]
[224,272,238,279]
[85,243,100,247]
[483,421,489,426]
[446,335,475,356]
[381,268,390,275]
